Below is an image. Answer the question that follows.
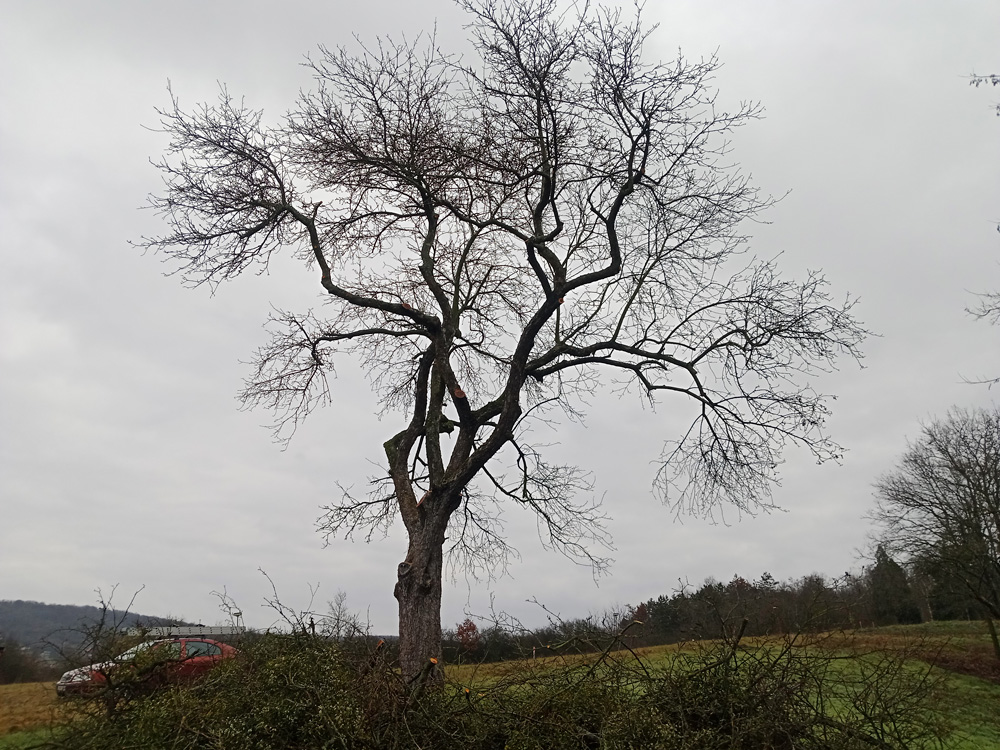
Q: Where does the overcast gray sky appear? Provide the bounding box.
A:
[2,0,998,634]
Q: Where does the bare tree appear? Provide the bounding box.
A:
[969,72,1000,117]
[967,70,1000,358]
[873,407,1000,655]
[142,0,866,681]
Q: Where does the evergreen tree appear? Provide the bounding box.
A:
[868,546,921,625]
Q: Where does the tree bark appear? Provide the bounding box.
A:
[987,617,1000,662]
[394,522,446,684]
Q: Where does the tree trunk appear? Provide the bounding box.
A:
[395,525,445,684]
[987,617,1000,662]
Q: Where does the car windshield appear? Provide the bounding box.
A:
[115,641,180,660]
[116,642,154,660]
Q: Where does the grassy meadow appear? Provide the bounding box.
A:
[444,624,1000,748]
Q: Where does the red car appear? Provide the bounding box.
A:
[56,638,237,697]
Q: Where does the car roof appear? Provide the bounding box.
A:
[138,637,234,653]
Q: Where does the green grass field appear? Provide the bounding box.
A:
[444,623,1000,749]
[0,728,58,749]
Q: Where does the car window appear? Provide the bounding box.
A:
[118,641,179,660]
[185,641,222,658]
[118,641,161,659]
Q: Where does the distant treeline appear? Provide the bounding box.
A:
[440,547,985,663]
[2,547,986,681]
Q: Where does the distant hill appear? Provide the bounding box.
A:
[0,600,191,655]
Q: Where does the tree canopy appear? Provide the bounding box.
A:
[873,407,1000,624]
[144,0,866,679]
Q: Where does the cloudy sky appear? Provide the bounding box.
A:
[2,0,998,635]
